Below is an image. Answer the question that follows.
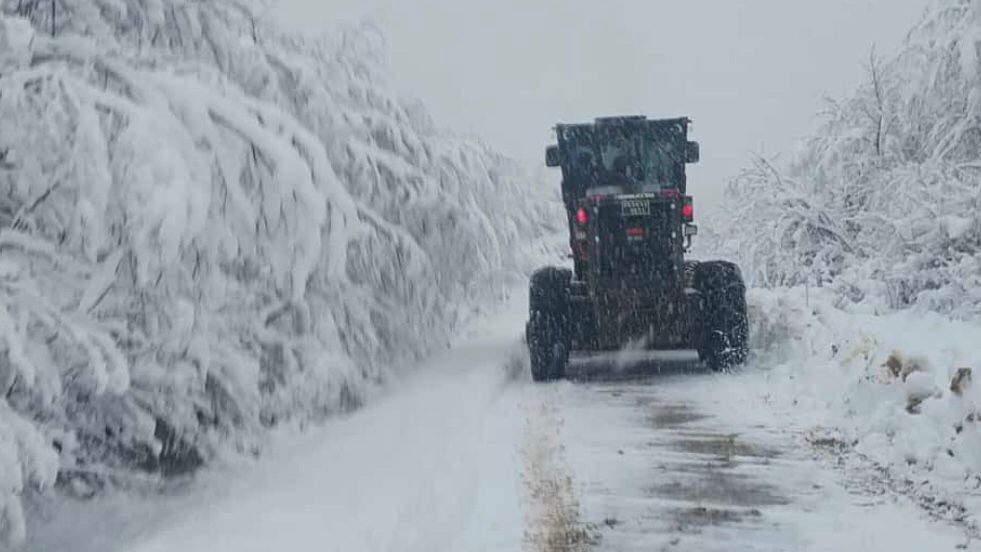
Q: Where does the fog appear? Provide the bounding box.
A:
[278,0,928,211]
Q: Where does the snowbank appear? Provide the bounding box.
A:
[747,286,981,518]
[0,0,561,544]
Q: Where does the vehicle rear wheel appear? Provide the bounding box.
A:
[694,261,749,371]
[526,267,572,382]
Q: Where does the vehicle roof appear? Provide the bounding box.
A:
[555,116,690,131]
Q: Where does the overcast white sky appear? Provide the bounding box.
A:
[278,0,928,211]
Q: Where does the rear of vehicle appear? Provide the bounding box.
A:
[527,116,748,381]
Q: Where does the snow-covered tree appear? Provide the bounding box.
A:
[0,1,561,544]
[715,0,981,318]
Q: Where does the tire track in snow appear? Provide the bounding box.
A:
[520,384,597,552]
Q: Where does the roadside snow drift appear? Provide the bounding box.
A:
[0,0,560,544]
[746,287,981,526]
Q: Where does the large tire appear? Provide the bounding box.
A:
[694,261,749,371]
[526,267,572,382]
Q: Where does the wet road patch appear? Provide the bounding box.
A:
[669,505,763,533]
[650,469,791,508]
[556,383,803,549]
[670,433,780,461]
[649,403,707,428]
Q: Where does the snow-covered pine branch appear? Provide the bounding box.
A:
[713,0,981,319]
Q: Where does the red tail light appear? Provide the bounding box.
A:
[576,208,588,224]
[681,198,694,221]
[626,227,644,237]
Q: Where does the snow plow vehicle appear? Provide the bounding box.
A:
[527,116,749,381]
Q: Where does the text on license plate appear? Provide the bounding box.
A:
[620,199,650,217]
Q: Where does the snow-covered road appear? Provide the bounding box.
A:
[107,302,533,552]
[22,291,976,552]
[554,368,972,550]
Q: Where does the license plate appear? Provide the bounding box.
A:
[620,199,650,217]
